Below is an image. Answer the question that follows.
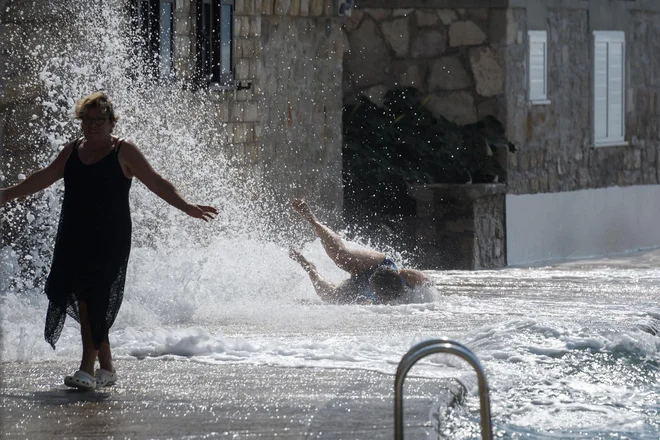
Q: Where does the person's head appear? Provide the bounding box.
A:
[369,266,406,302]
[75,92,118,141]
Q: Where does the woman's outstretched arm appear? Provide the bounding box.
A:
[0,142,75,205]
[118,140,217,221]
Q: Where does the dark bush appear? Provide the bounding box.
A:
[343,88,515,218]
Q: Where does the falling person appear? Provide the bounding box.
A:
[289,198,431,304]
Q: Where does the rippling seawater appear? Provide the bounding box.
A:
[1,1,658,438]
[2,241,659,439]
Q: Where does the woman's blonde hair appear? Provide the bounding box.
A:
[74,92,119,123]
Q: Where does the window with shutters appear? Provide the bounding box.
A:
[593,31,626,147]
[131,0,175,79]
[528,31,549,104]
[196,0,234,87]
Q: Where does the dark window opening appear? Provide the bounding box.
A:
[131,0,174,80]
[196,0,234,87]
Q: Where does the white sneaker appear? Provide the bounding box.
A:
[95,368,117,388]
[64,370,96,391]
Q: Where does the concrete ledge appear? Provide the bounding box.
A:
[507,184,660,265]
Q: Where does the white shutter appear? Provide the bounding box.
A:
[607,40,625,141]
[593,31,626,146]
[593,41,609,141]
[528,31,548,102]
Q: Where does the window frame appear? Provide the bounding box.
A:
[592,31,627,147]
[158,0,175,79]
[130,0,175,80]
[195,0,235,88]
[528,30,550,105]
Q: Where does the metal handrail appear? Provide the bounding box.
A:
[394,339,493,440]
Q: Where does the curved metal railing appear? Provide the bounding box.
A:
[394,339,493,440]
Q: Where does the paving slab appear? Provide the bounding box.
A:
[1,359,465,439]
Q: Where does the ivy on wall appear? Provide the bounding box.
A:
[343,88,516,218]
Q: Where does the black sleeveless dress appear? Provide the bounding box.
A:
[44,138,132,349]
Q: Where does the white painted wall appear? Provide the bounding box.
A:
[506,185,660,265]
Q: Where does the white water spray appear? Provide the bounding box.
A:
[0,0,406,361]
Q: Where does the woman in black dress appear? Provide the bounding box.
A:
[0,92,217,391]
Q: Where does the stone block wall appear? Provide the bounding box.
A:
[257,1,344,217]
[505,3,660,194]
[258,15,344,217]
[342,2,510,268]
[627,11,660,184]
[173,1,261,168]
[343,5,508,125]
[173,0,345,217]
[346,1,660,197]
[408,183,506,269]
[0,0,75,187]
[1,0,345,220]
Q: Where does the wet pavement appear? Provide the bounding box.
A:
[1,359,464,439]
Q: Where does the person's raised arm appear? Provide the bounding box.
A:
[119,140,217,221]
[399,269,432,288]
[0,142,75,206]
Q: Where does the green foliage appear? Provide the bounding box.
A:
[343,88,515,216]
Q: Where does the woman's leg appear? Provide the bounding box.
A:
[292,199,384,275]
[289,247,338,301]
[97,341,114,372]
[77,300,98,375]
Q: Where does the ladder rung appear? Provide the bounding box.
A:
[394,338,493,440]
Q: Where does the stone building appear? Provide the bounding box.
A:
[0,0,345,224]
[344,0,660,265]
[3,0,660,267]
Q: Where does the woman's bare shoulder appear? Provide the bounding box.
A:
[116,138,141,159]
[54,138,79,160]
[118,137,139,149]
[60,137,82,151]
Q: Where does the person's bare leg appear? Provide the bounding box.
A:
[292,199,384,275]
[78,300,98,376]
[289,247,338,301]
[97,341,113,373]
